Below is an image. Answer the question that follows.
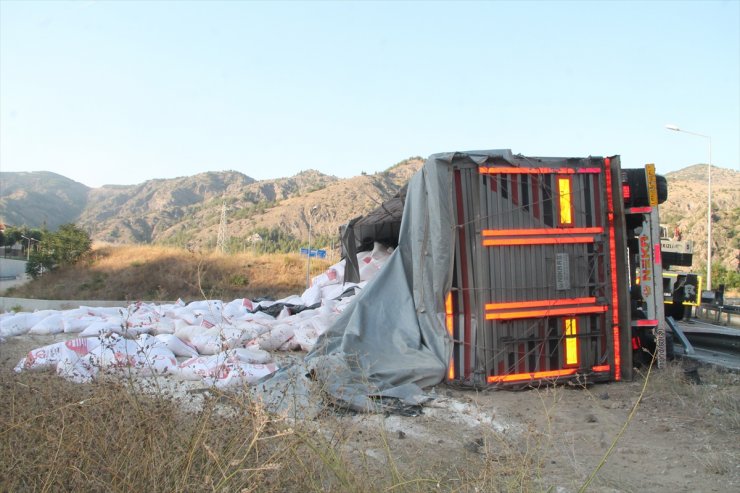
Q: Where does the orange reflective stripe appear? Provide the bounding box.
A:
[485,297,596,310]
[487,369,577,383]
[485,305,608,320]
[592,365,611,372]
[482,227,603,237]
[483,237,593,246]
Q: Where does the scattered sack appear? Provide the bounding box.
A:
[79,319,125,337]
[29,314,65,335]
[204,361,279,389]
[254,324,295,351]
[155,334,199,357]
[15,337,102,372]
[1,310,55,337]
[8,244,397,391]
[63,315,100,333]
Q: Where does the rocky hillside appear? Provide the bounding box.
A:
[660,164,740,273]
[0,171,90,229]
[153,159,422,249]
[0,158,423,248]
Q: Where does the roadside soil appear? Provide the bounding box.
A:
[1,333,738,492]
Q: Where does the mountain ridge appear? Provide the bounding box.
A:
[0,158,423,247]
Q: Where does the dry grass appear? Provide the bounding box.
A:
[2,357,738,492]
[5,243,330,302]
[0,369,375,493]
[0,368,544,493]
[641,361,740,433]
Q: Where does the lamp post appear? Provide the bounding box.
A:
[306,205,318,289]
[665,124,712,290]
[20,235,37,262]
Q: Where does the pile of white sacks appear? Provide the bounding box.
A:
[2,244,394,390]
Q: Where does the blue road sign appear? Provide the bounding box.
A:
[300,248,327,258]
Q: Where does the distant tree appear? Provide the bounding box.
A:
[25,224,92,278]
[49,223,92,265]
[249,227,301,254]
[1,226,43,247]
[712,262,740,290]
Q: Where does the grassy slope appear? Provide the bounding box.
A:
[4,244,330,302]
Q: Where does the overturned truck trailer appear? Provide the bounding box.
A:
[313,150,632,408]
[445,153,631,386]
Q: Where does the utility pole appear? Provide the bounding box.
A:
[216,196,229,253]
[306,205,318,289]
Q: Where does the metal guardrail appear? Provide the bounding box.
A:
[722,304,740,314]
[694,304,740,328]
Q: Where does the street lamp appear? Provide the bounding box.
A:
[306,205,318,289]
[20,235,38,262]
[665,124,713,290]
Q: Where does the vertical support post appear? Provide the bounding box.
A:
[646,208,667,369]
[306,205,318,289]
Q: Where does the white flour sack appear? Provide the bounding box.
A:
[15,337,102,372]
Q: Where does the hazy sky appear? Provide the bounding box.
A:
[1,0,738,188]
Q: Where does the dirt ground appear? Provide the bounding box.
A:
[1,333,738,492]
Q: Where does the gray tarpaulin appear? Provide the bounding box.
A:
[307,151,514,411]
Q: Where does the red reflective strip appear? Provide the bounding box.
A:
[445,292,455,380]
[483,237,594,246]
[480,167,601,175]
[592,365,611,372]
[487,368,578,383]
[486,297,597,310]
[632,336,642,350]
[626,206,652,214]
[605,157,622,381]
[622,184,631,200]
[511,173,519,205]
[654,243,662,266]
[485,305,608,320]
[482,227,603,237]
[636,319,659,326]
